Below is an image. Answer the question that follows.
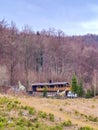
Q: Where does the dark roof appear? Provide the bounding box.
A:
[32,82,69,86]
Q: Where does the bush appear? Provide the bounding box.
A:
[62,120,72,126]
[49,113,55,121]
[79,126,94,130]
[43,86,47,97]
[16,117,25,126]
[14,100,21,104]
[87,116,98,122]
[0,97,10,104]
[0,117,7,128]
[54,125,63,130]
[7,101,20,111]
[38,111,47,118]
[21,106,36,115]
[21,105,28,110]
[85,90,93,98]
[28,107,36,115]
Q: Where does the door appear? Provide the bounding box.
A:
[32,86,37,92]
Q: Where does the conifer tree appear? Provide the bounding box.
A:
[78,79,84,97]
[71,75,78,94]
[43,86,47,97]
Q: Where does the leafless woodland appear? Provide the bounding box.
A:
[0,20,98,91]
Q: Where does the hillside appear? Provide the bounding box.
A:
[0,20,98,92]
[0,94,98,130]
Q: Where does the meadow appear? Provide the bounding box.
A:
[0,94,98,130]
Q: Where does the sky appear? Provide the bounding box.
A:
[0,0,98,35]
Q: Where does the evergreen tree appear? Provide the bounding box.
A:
[85,89,93,98]
[71,75,78,94]
[78,79,84,97]
[43,86,47,97]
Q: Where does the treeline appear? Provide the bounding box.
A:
[0,20,98,92]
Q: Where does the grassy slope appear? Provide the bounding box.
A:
[18,96,98,130]
[0,94,98,130]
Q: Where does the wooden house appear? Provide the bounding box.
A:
[29,82,71,95]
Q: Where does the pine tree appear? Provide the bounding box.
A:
[78,79,84,97]
[43,86,47,97]
[71,75,78,94]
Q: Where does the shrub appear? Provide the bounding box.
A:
[62,120,72,126]
[54,124,63,130]
[87,116,98,122]
[38,111,47,118]
[25,120,32,127]
[0,97,8,104]
[30,117,38,122]
[14,100,21,104]
[21,105,28,110]
[21,106,36,115]
[35,122,40,128]
[79,126,94,130]
[43,86,47,97]
[49,113,55,121]
[7,101,20,111]
[85,90,93,98]
[28,107,36,115]
[74,110,79,115]
[16,117,25,126]
[0,117,7,128]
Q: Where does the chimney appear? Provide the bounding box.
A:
[49,80,52,83]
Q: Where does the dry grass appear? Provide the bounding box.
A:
[18,97,98,129]
[0,94,98,130]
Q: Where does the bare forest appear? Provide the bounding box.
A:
[0,20,98,92]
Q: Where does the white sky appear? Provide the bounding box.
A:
[0,0,98,35]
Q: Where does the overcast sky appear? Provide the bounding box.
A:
[0,0,98,35]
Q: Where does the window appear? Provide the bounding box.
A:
[61,84,64,87]
[40,85,43,88]
[50,85,54,88]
